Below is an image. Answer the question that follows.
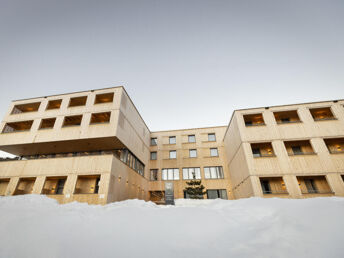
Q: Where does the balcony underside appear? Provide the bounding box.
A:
[0,136,125,156]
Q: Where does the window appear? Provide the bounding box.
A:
[90,112,111,124]
[260,180,271,194]
[252,148,261,157]
[13,178,36,195]
[292,146,303,155]
[207,189,227,199]
[74,175,100,194]
[39,118,56,129]
[243,114,265,126]
[150,152,157,160]
[42,177,66,195]
[204,166,224,179]
[188,135,196,143]
[324,138,344,154]
[151,138,157,146]
[189,149,197,158]
[169,136,176,144]
[94,92,114,104]
[11,102,40,114]
[210,148,218,157]
[118,149,145,176]
[150,169,158,181]
[2,120,34,133]
[46,99,62,110]
[183,167,201,180]
[162,168,179,180]
[274,110,301,124]
[309,107,335,121]
[208,133,216,142]
[63,115,82,127]
[68,96,87,107]
[304,179,318,193]
[169,150,177,159]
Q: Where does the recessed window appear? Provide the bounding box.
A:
[42,177,67,195]
[243,114,265,126]
[251,143,275,157]
[169,150,177,159]
[204,166,224,179]
[151,138,157,146]
[94,93,114,104]
[150,152,157,160]
[260,177,287,194]
[63,115,82,127]
[284,140,315,156]
[13,177,36,195]
[68,96,87,107]
[210,148,218,157]
[169,136,176,144]
[150,169,158,181]
[39,118,56,129]
[188,135,196,143]
[182,167,201,180]
[208,133,216,142]
[2,120,34,133]
[274,110,301,124]
[46,99,62,110]
[74,175,100,194]
[309,107,335,121]
[189,149,197,158]
[11,102,40,114]
[324,138,344,154]
[162,168,179,180]
[90,112,111,124]
[297,176,332,194]
[207,189,227,199]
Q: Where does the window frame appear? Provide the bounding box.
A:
[169,136,176,144]
[208,133,216,142]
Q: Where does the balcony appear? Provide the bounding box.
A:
[284,140,316,156]
[11,102,40,114]
[13,177,36,195]
[260,177,288,195]
[243,113,265,127]
[251,142,275,158]
[74,175,100,194]
[297,176,333,195]
[274,110,301,124]
[309,107,336,121]
[41,177,67,195]
[324,138,344,154]
[2,120,33,133]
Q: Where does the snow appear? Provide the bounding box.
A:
[0,195,343,258]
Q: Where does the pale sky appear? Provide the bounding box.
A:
[0,0,344,157]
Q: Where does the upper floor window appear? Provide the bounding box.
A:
[188,135,196,143]
[150,169,158,181]
[309,107,336,121]
[11,102,40,114]
[94,93,114,104]
[74,175,100,194]
[162,168,179,180]
[189,149,197,158]
[150,152,157,160]
[169,136,176,144]
[208,133,216,142]
[284,140,315,156]
[250,143,275,157]
[324,138,344,154]
[46,99,62,110]
[243,114,265,126]
[63,115,82,127]
[150,138,157,146]
[274,110,301,124]
[204,166,224,179]
[90,112,111,124]
[68,96,87,107]
[42,177,66,195]
[183,167,201,180]
[210,148,218,157]
[39,118,56,129]
[2,120,33,133]
[169,150,177,159]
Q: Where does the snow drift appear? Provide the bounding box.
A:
[0,195,343,258]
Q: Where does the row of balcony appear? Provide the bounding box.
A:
[251,138,344,157]
[244,107,340,126]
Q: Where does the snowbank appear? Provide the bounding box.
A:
[0,195,343,258]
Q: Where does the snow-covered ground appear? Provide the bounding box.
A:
[0,195,343,258]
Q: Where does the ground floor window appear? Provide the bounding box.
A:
[206,189,227,199]
[162,168,179,180]
[74,175,101,194]
[13,177,36,195]
[42,177,67,195]
[183,190,204,199]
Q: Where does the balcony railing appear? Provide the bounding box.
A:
[328,150,344,154]
[254,153,276,158]
[301,189,334,194]
[276,120,302,124]
[313,117,337,121]
[262,190,288,194]
[288,152,317,156]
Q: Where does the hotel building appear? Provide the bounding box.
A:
[0,86,343,204]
